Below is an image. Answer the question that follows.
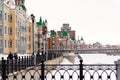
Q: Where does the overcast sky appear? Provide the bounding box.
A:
[25,0,120,45]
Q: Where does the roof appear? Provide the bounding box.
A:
[50,30,57,36]
[61,31,68,37]
[36,17,47,27]
[71,36,76,41]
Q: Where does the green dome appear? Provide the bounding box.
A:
[61,31,68,37]
[50,30,56,36]
[71,36,76,41]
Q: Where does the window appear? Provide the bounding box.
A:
[0,29,2,36]
[0,25,2,36]
[9,14,12,22]
[8,27,10,35]
[8,40,9,47]
[4,26,6,34]
[5,13,6,20]
[10,40,12,47]
[0,11,2,20]
[8,14,12,22]
[10,27,12,35]
[5,40,6,48]
[29,36,31,41]
[8,15,9,21]
[0,40,3,47]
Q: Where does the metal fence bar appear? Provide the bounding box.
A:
[41,60,45,80]
[2,58,6,80]
[115,60,120,80]
[80,59,83,80]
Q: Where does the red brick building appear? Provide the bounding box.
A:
[57,23,76,38]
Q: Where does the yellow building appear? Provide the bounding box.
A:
[0,0,35,55]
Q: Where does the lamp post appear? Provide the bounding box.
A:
[31,14,35,55]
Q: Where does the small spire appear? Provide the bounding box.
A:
[39,17,42,25]
[45,19,48,25]
[45,19,47,24]
[81,36,84,41]
[42,20,45,26]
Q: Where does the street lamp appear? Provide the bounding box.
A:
[31,14,35,55]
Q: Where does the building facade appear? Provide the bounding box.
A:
[0,0,36,54]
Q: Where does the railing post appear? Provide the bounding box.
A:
[79,59,83,80]
[41,60,45,80]
[18,57,21,71]
[2,57,6,80]
[115,59,120,80]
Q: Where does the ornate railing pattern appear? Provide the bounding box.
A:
[45,64,116,80]
[83,64,116,80]
[0,57,117,80]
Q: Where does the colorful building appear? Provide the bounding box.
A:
[0,0,36,55]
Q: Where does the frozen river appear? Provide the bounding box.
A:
[75,53,120,64]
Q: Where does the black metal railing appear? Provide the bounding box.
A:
[0,56,34,75]
[0,57,117,80]
[83,64,116,80]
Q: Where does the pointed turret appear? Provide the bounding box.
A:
[81,36,84,41]
[80,36,85,45]
[45,19,47,25]
[36,17,43,27]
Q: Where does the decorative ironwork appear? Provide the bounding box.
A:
[83,64,116,80]
[0,57,117,80]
